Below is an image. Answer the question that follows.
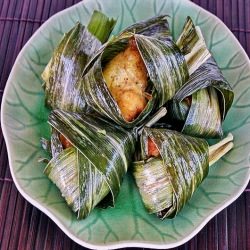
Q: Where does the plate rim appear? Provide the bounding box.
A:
[1,0,250,249]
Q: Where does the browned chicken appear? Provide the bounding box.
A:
[103,38,149,122]
[183,96,192,106]
[59,134,72,149]
[148,137,160,157]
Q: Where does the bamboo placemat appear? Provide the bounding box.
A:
[0,0,249,249]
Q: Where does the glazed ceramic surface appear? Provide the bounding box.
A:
[2,0,250,249]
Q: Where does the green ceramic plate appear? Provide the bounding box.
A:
[2,0,250,249]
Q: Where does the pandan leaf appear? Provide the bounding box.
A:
[79,19,188,127]
[42,11,116,112]
[134,128,209,218]
[44,110,136,219]
[176,16,211,75]
[122,15,171,39]
[169,57,234,138]
[133,128,234,219]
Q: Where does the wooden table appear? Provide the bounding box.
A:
[0,0,249,249]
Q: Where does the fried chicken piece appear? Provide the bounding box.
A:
[148,137,160,157]
[103,38,149,122]
[59,134,72,149]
